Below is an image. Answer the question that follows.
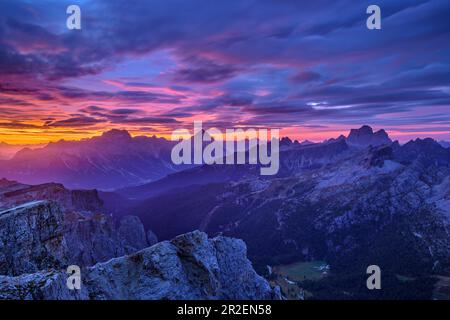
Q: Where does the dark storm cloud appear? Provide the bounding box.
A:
[0,121,41,129]
[79,106,144,121]
[290,71,322,83]
[113,117,180,125]
[110,108,142,115]
[59,87,184,104]
[0,97,34,106]
[171,57,239,84]
[45,116,103,127]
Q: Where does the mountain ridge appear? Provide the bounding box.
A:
[0,131,185,190]
[0,181,278,300]
[125,136,450,300]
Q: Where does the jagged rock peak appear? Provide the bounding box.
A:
[349,124,374,136]
[347,125,392,147]
[0,231,281,300]
[300,139,314,146]
[280,137,293,145]
[0,200,149,276]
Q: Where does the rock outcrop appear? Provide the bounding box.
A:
[0,180,279,300]
[0,180,103,212]
[0,231,281,300]
[0,200,148,276]
[0,271,89,300]
[0,201,67,276]
[146,230,158,246]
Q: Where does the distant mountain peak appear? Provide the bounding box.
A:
[101,129,132,140]
[394,137,450,166]
[280,137,293,147]
[0,129,183,190]
[346,125,392,147]
[404,137,443,150]
[416,137,437,143]
[300,139,314,146]
[350,125,374,135]
[323,134,345,144]
[438,140,450,148]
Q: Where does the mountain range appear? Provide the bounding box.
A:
[0,142,43,160]
[114,126,450,299]
[0,130,188,190]
[117,125,393,200]
[0,125,398,192]
[1,125,449,299]
[0,180,280,300]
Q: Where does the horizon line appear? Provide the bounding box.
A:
[1,125,449,147]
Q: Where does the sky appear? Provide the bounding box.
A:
[0,0,449,144]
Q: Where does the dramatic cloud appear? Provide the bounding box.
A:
[45,116,104,127]
[0,0,449,143]
[170,57,239,84]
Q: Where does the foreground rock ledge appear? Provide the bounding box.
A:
[0,231,281,300]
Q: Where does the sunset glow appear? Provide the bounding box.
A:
[1,0,450,145]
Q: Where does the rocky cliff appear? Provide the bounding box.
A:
[0,179,103,212]
[0,180,279,300]
[0,231,280,300]
[0,200,149,276]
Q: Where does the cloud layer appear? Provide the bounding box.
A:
[0,0,449,143]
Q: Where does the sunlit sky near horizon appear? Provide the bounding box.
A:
[1,0,450,144]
